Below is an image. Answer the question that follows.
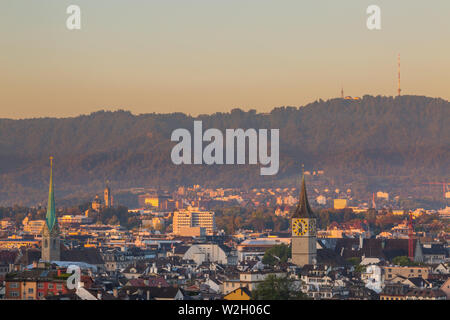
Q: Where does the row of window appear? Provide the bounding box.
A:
[9,282,63,290]
[10,291,64,298]
[388,268,422,273]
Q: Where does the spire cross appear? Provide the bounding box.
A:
[50,156,54,167]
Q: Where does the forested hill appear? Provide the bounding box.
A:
[0,95,448,206]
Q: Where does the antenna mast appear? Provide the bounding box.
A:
[397,54,401,97]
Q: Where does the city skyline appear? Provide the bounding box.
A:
[1,0,449,119]
[0,0,448,306]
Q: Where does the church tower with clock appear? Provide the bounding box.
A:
[291,173,317,266]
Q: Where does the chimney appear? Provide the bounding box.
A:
[146,290,150,301]
[57,269,62,277]
[32,261,38,269]
[113,288,118,298]
[97,291,102,300]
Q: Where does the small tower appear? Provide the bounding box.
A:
[291,167,317,266]
[408,213,414,260]
[41,157,60,262]
[104,182,111,208]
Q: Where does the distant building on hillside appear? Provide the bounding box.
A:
[334,199,347,209]
[23,218,45,236]
[376,191,389,200]
[91,195,103,212]
[138,193,174,210]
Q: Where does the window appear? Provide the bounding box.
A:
[48,284,54,289]
[28,288,34,293]
[38,283,44,289]
[57,284,63,290]
[10,282,19,288]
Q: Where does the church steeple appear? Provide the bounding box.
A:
[45,156,57,232]
[291,166,317,267]
[41,156,60,262]
[292,171,314,218]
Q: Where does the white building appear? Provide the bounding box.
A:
[362,265,384,294]
[183,244,236,265]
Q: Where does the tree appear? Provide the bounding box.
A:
[392,256,421,266]
[347,257,361,266]
[252,275,307,300]
[346,257,366,273]
[262,244,291,266]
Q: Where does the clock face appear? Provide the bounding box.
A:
[292,219,308,236]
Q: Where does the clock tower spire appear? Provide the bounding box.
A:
[291,168,317,266]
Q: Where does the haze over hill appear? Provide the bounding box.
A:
[0,95,448,206]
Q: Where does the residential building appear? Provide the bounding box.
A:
[183,244,236,265]
[382,266,430,281]
[173,208,216,236]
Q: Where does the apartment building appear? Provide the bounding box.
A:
[172,208,216,236]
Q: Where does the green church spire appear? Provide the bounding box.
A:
[45,156,57,231]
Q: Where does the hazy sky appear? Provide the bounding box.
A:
[1,0,449,119]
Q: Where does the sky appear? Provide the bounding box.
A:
[0,0,449,119]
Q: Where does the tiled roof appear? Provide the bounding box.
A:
[406,288,446,298]
[422,244,447,256]
[61,248,105,265]
[334,238,416,260]
[0,250,18,264]
[317,248,349,266]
